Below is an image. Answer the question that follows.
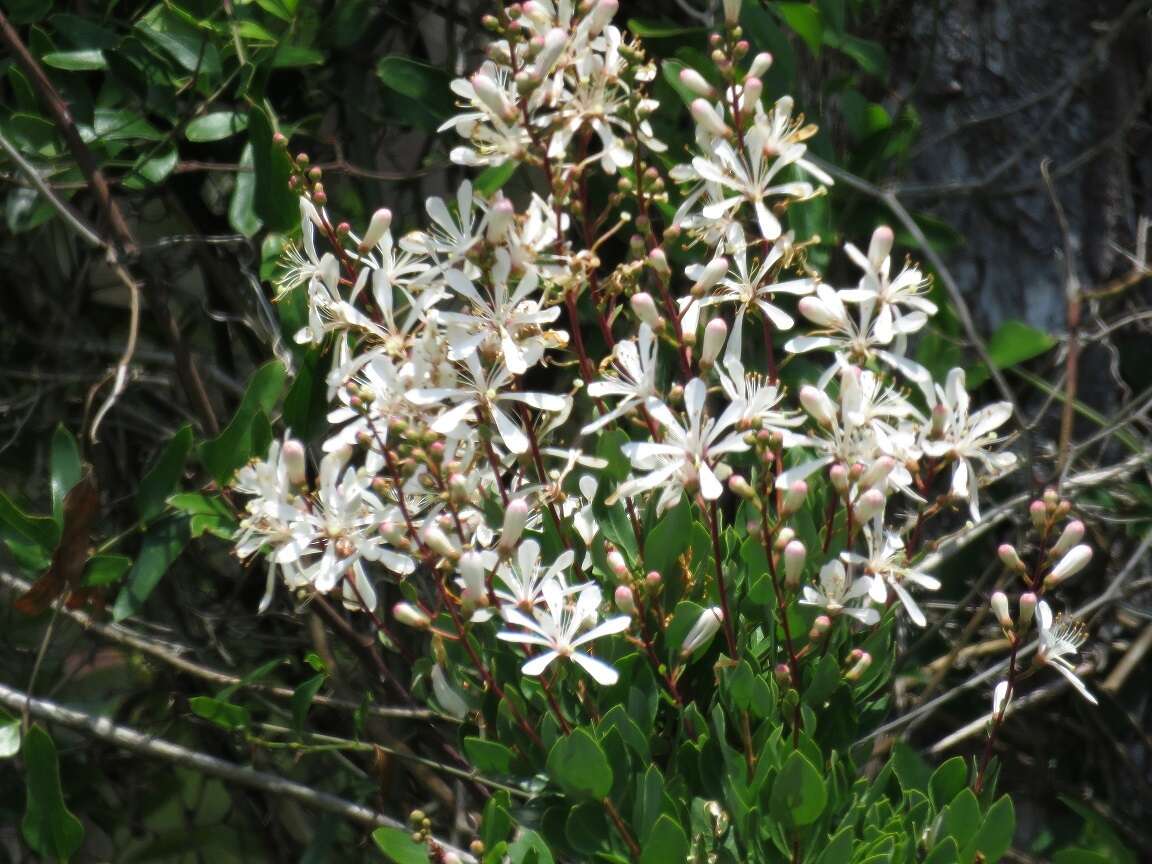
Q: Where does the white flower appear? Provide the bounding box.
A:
[582,323,660,433]
[799,560,878,625]
[612,378,748,512]
[843,518,940,627]
[921,368,1017,520]
[494,539,584,616]
[402,181,486,263]
[837,226,936,342]
[1035,601,1097,705]
[497,582,630,685]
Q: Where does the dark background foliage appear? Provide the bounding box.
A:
[1,1,1150,861]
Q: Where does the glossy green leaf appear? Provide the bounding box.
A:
[50,424,82,524]
[186,111,248,142]
[229,144,263,238]
[372,826,429,864]
[640,815,689,864]
[967,320,1056,388]
[774,3,823,55]
[464,737,514,775]
[0,490,59,552]
[474,161,518,197]
[248,106,298,233]
[507,828,554,864]
[375,57,453,126]
[21,726,84,860]
[137,425,193,523]
[291,674,326,733]
[199,360,286,484]
[938,788,981,847]
[546,728,613,800]
[134,5,221,79]
[42,49,106,70]
[769,750,827,827]
[929,756,969,809]
[644,493,691,580]
[168,493,237,539]
[82,553,133,587]
[190,696,250,730]
[129,148,179,187]
[282,348,331,441]
[964,795,1015,863]
[824,31,888,75]
[111,517,189,621]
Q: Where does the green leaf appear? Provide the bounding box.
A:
[508,828,554,864]
[773,3,823,55]
[372,826,429,864]
[50,425,82,524]
[474,161,518,197]
[967,320,1056,388]
[229,144,263,238]
[21,726,84,860]
[964,795,1015,863]
[938,789,982,847]
[129,148,179,187]
[88,107,164,142]
[546,728,613,800]
[891,741,932,794]
[82,553,132,587]
[41,49,107,70]
[0,490,59,551]
[186,111,248,142]
[0,712,21,758]
[111,517,189,621]
[135,5,221,79]
[168,493,237,539]
[823,31,887,76]
[271,45,325,68]
[248,105,298,233]
[644,493,691,579]
[282,348,331,441]
[291,674,326,733]
[190,696,250,730]
[640,815,689,864]
[375,57,453,126]
[929,756,969,809]
[254,0,297,22]
[924,838,960,864]
[627,19,707,39]
[464,737,515,775]
[137,425,193,523]
[769,750,827,827]
[199,360,287,484]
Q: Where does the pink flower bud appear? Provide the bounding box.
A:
[630,291,664,330]
[930,403,949,437]
[645,570,661,586]
[727,473,755,500]
[485,197,515,242]
[647,247,671,276]
[798,295,843,329]
[393,602,430,629]
[470,71,514,118]
[773,663,792,686]
[990,591,1012,629]
[1051,519,1084,556]
[1029,500,1048,529]
[808,615,831,640]
[587,0,618,36]
[700,318,728,368]
[740,76,762,111]
[853,489,886,523]
[680,606,723,657]
[748,52,773,78]
[1018,592,1037,629]
[998,544,1025,572]
[690,98,731,138]
[867,226,894,270]
[774,527,795,550]
[282,439,307,486]
[534,27,567,75]
[691,256,728,295]
[359,207,392,251]
[1045,544,1092,588]
[799,385,836,426]
[607,547,629,579]
[859,456,896,491]
[614,585,636,615]
[844,650,872,681]
[678,68,714,98]
[829,463,849,494]
[784,540,806,588]
[423,525,458,560]
[782,480,808,515]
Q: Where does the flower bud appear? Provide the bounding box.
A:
[853,489,886,523]
[783,540,806,588]
[679,68,714,98]
[486,197,515,242]
[1018,592,1037,629]
[844,650,872,681]
[799,385,836,426]
[645,570,661,586]
[282,439,307,486]
[587,0,618,36]
[700,318,728,369]
[727,473,756,500]
[647,247,671,277]
[808,615,831,640]
[359,207,392,251]
[534,27,567,75]
[680,606,723,657]
[614,585,636,615]
[498,499,530,553]
[393,602,431,629]
[773,663,791,686]
[798,295,842,329]
[1045,544,1092,588]
[748,52,773,78]
[607,546,629,579]
[998,544,1025,573]
[471,70,514,118]
[691,256,728,295]
[1029,500,1048,529]
[459,551,488,608]
[774,527,795,550]
[781,480,808,515]
[1051,519,1084,556]
[829,463,849,494]
[690,98,731,138]
[990,591,1012,629]
[722,0,742,26]
[867,225,894,270]
[929,403,949,437]
[423,525,459,560]
[1043,487,1060,509]
[859,456,896,491]
[740,76,762,111]
[630,291,664,330]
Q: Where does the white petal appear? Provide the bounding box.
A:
[571,652,620,685]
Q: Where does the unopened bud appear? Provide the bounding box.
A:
[998,544,1025,572]
[748,52,773,78]
[282,439,307,486]
[798,295,842,329]
[680,606,723,657]
[1054,500,1072,519]
[853,489,886,523]
[630,292,664,330]
[1018,593,1037,629]
[690,98,731,138]
[534,27,567,75]
[783,540,806,588]
[471,71,514,118]
[614,585,636,615]
[859,456,896,491]
[459,551,488,608]
[799,385,836,426]
[844,650,872,681]
[679,68,714,98]
[727,473,755,500]
[809,615,831,640]
[740,76,762,111]
[423,525,458,560]
[359,208,392,251]
[691,256,728,296]
[587,0,618,36]
[722,0,742,26]
[1043,487,1060,509]
[930,403,949,437]
[647,247,671,276]
[486,198,515,242]
[773,663,791,687]
[607,547,629,579]
[393,602,430,629]
[700,318,728,369]
[498,499,530,552]
[1029,500,1048,529]
[645,570,661,586]
[1051,519,1085,557]
[774,527,795,550]
[781,480,808,515]
[1045,544,1092,588]
[867,225,894,270]
[830,463,849,494]
[990,591,1012,629]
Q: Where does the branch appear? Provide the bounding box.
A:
[0,680,476,863]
